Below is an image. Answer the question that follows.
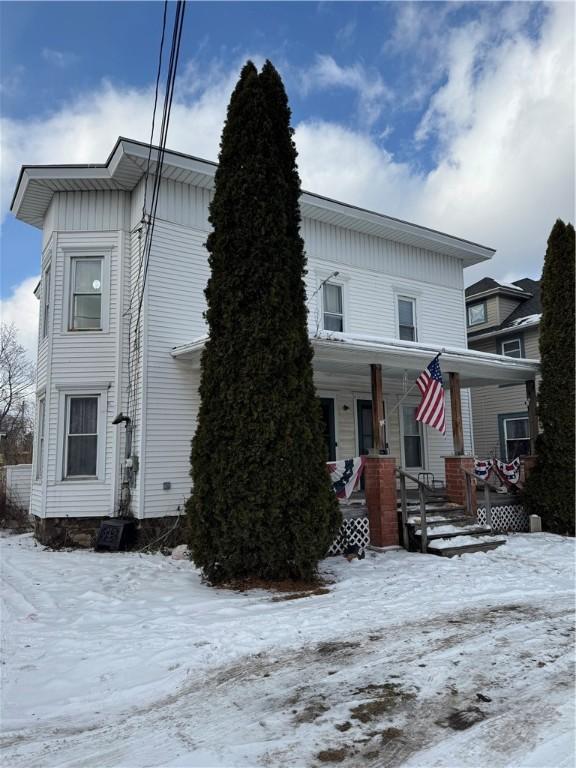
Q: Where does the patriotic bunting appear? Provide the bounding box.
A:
[327,456,366,499]
[474,457,521,485]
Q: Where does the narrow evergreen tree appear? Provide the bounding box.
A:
[186,61,340,583]
[524,219,575,534]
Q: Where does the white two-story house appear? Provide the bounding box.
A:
[11,138,540,545]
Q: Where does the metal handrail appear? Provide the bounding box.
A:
[396,467,432,553]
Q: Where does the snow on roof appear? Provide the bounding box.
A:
[508,313,542,327]
[496,281,526,292]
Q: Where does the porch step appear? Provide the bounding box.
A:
[427,535,506,557]
[407,514,473,528]
[415,524,492,539]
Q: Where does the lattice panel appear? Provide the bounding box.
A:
[328,515,370,556]
[477,504,528,533]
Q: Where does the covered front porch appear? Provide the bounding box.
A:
[171,331,540,552]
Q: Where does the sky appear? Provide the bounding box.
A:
[1,1,574,357]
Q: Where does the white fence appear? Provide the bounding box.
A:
[2,464,33,511]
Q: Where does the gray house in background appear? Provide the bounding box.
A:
[466,277,541,460]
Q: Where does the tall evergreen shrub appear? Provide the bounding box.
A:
[524,219,575,534]
[186,61,340,582]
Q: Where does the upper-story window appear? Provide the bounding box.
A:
[42,266,51,339]
[467,302,486,326]
[501,337,522,358]
[70,257,103,331]
[323,282,344,332]
[398,297,417,341]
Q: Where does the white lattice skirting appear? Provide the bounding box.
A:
[477,504,528,533]
[328,515,370,556]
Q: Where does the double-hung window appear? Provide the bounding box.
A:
[323,282,344,332]
[501,338,522,358]
[402,405,423,468]
[42,266,51,339]
[36,397,46,480]
[503,416,529,461]
[398,297,417,341]
[70,257,103,330]
[65,396,99,478]
[467,302,486,326]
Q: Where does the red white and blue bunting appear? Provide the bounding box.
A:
[474,457,521,485]
[327,456,366,499]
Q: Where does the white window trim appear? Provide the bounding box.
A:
[395,294,419,342]
[42,264,51,339]
[315,268,350,334]
[501,338,522,358]
[503,416,529,456]
[467,302,487,327]
[55,385,109,483]
[35,396,46,481]
[399,401,426,470]
[61,247,112,334]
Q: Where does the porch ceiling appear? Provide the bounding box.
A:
[171,331,540,388]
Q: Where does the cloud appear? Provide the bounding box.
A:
[2,0,574,315]
[0,276,39,361]
[300,54,392,127]
[41,48,78,68]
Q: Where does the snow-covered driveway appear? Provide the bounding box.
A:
[1,533,574,767]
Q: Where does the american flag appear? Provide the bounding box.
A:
[415,355,446,435]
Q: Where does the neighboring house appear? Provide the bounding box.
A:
[466,278,541,461]
[10,138,540,543]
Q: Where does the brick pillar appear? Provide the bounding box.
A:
[364,455,399,548]
[444,456,476,511]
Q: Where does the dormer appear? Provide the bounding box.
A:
[465,278,532,333]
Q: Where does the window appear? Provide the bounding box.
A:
[42,266,51,339]
[501,338,522,358]
[70,258,102,330]
[36,397,45,480]
[398,297,417,341]
[323,282,344,332]
[467,302,486,326]
[402,405,423,468]
[502,416,530,461]
[65,396,99,477]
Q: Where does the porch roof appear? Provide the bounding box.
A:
[171,331,540,388]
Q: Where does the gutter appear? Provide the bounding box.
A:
[467,319,541,343]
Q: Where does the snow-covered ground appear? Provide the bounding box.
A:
[1,533,574,768]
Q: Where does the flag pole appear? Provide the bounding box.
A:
[385,352,443,418]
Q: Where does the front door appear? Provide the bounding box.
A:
[319,397,336,462]
[356,399,387,456]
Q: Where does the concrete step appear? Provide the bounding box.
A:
[427,535,506,557]
[415,524,492,539]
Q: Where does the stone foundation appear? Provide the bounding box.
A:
[34,515,186,550]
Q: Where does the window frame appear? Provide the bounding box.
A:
[498,412,530,461]
[321,280,345,333]
[498,335,525,358]
[64,395,100,479]
[69,256,103,331]
[61,247,111,335]
[35,396,46,480]
[42,265,51,339]
[467,302,487,327]
[56,385,109,483]
[397,295,418,342]
[400,403,425,469]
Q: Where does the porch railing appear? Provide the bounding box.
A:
[396,468,435,553]
[461,467,501,531]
